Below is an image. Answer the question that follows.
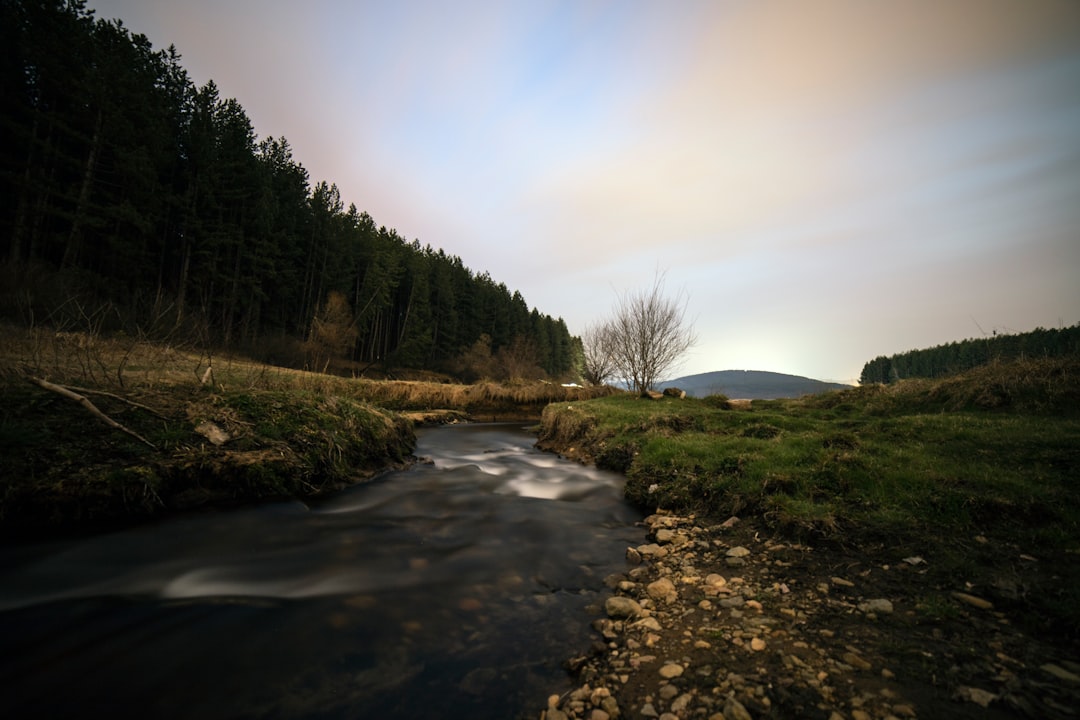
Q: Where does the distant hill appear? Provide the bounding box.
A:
[656,370,852,399]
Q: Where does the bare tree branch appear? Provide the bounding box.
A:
[606,272,696,394]
[26,376,157,448]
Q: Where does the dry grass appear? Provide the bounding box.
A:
[0,322,616,414]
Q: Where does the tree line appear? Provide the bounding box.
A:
[0,0,576,379]
[859,324,1080,385]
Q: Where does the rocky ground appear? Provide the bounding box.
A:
[540,512,1080,720]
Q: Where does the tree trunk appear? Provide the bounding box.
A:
[63,107,104,269]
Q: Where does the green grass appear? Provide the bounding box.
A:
[538,358,1080,635]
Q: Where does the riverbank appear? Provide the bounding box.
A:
[0,326,610,538]
[541,511,1080,720]
[536,358,1080,719]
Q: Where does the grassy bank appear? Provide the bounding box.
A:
[0,324,611,537]
[538,357,1080,637]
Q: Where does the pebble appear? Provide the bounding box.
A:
[1041,663,1080,683]
[659,663,684,678]
[605,596,643,619]
[857,598,894,614]
[955,685,997,707]
[647,577,678,604]
[724,696,753,720]
[543,511,1070,720]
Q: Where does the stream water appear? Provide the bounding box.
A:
[0,423,643,719]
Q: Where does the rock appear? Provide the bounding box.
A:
[647,577,678,604]
[726,546,751,558]
[954,686,997,707]
[637,543,668,558]
[858,598,894,614]
[659,663,684,678]
[194,420,230,446]
[640,702,658,717]
[590,710,609,720]
[605,596,643,619]
[625,547,642,564]
[951,591,993,610]
[843,652,872,671]
[1041,663,1080,683]
[600,696,619,717]
[662,387,686,399]
[723,696,753,720]
[632,616,663,631]
[670,693,693,713]
[545,709,569,720]
[830,577,855,587]
[705,573,727,588]
[642,390,664,400]
[750,637,767,651]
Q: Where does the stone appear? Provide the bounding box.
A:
[843,652,872,671]
[632,616,663,631]
[830,576,855,587]
[655,528,677,544]
[601,696,619,717]
[1041,663,1080,683]
[705,573,727,588]
[858,598,894,614]
[605,596,643,619]
[647,578,678,604]
[545,709,568,720]
[670,693,693,713]
[955,685,997,707]
[590,710,609,720]
[194,420,230,446]
[662,387,686,398]
[726,546,751,558]
[637,544,669,558]
[640,702,659,717]
[723,696,753,720]
[659,663,684,679]
[750,637,767,651]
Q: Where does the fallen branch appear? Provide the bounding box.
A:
[62,384,167,419]
[26,376,157,449]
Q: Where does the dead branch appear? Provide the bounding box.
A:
[62,384,167,419]
[26,376,157,449]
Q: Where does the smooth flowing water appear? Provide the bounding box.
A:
[0,423,643,719]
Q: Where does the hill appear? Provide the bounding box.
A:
[656,370,851,399]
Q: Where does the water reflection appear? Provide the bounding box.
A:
[0,423,642,719]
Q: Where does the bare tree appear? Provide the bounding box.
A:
[581,320,617,386]
[307,291,358,373]
[607,273,696,395]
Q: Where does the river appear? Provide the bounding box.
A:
[0,423,643,719]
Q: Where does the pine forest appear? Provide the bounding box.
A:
[0,1,578,380]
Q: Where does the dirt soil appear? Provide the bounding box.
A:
[542,512,1080,720]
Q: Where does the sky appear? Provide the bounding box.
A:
[88,0,1080,384]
